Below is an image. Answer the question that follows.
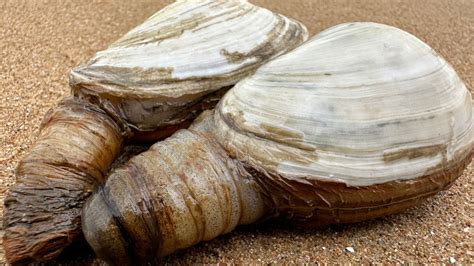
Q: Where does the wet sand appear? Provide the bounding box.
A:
[0,0,473,264]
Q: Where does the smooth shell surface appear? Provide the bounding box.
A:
[70,0,308,131]
[214,22,473,187]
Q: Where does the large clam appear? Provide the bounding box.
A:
[70,0,307,140]
[82,22,473,264]
[3,0,308,263]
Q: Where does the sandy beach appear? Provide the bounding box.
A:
[0,0,473,264]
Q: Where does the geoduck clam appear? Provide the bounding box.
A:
[3,0,308,263]
[82,22,473,264]
[70,0,308,140]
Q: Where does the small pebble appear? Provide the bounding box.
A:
[449,257,456,264]
[345,247,355,253]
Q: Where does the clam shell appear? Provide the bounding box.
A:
[214,22,473,187]
[70,0,308,131]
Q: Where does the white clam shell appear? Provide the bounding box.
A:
[214,22,473,187]
[71,0,308,98]
[69,0,308,131]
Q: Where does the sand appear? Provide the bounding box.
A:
[0,0,473,264]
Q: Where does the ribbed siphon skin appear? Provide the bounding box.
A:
[82,125,266,264]
[70,0,308,137]
[3,98,123,264]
